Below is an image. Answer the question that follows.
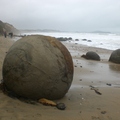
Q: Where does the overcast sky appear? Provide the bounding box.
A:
[0,0,120,32]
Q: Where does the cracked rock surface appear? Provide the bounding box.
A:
[2,35,74,100]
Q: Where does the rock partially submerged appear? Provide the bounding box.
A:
[109,49,120,64]
[81,51,100,61]
[2,35,74,100]
[56,37,73,41]
[82,39,87,41]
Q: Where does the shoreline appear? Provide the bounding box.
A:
[19,32,120,50]
[0,36,120,120]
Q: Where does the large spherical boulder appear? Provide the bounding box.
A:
[81,51,100,61]
[109,49,120,64]
[2,35,74,100]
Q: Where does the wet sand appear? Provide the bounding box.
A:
[0,36,120,120]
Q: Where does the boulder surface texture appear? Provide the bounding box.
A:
[109,49,120,64]
[2,35,74,100]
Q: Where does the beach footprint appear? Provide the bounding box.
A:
[91,116,100,120]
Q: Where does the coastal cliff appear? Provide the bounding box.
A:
[0,20,19,35]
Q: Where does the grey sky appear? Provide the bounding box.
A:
[0,0,120,32]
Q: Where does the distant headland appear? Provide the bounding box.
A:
[0,20,19,35]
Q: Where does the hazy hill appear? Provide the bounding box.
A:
[20,29,61,33]
[91,30,111,34]
[0,20,19,35]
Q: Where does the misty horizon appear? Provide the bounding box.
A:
[1,0,120,33]
[19,28,113,34]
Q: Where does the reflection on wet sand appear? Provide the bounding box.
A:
[72,57,120,89]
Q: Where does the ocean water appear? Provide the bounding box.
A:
[21,32,120,50]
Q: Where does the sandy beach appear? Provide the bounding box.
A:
[0,36,120,120]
